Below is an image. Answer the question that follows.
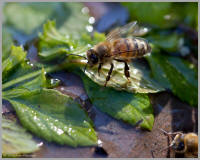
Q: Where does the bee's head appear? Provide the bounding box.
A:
[86,49,99,67]
[171,134,185,152]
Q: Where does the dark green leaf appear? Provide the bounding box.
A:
[146,52,197,106]
[4,88,97,147]
[147,33,182,53]
[76,71,154,130]
[122,2,173,28]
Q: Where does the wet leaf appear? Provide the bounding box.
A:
[3,45,27,81]
[2,117,40,157]
[39,21,164,93]
[38,20,77,62]
[76,71,154,130]
[18,68,48,90]
[84,59,164,93]
[39,20,75,49]
[2,45,97,147]
[146,52,198,107]
[4,88,98,147]
[2,45,49,90]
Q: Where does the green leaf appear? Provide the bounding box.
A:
[39,47,69,62]
[2,28,13,61]
[58,3,91,39]
[3,3,55,34]
[4,88,97,147]
[2,45,46,90]
[2,117,40,157]
[146,52,198,106]
[76,71,154,130]
[122,2,173,28]
[123,2,197,29]
[3,45,27,81]
[38,20,76,61]
[18,68,48,90]
[84,59,164,93]
[147,33,182,53]
[38,20,164,93]
[39,20,75,49]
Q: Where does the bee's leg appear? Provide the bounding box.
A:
[124,61,130,83]
[104,62,114,87]
[114,59,130,82]
[98,63,103,76]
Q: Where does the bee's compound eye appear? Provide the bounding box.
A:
[90,54,98,64]
[176,142,185,151]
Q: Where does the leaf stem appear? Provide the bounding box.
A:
[2,65,59,90]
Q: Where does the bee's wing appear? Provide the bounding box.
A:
[106,21,137,42]
[106,21,149,42]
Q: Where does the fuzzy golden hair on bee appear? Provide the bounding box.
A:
[85,21,152,87]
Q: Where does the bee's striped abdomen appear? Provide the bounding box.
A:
[112,38,151,59]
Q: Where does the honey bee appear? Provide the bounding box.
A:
[86,21,151,87]
[159,129,198,158]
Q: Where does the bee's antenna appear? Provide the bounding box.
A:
[159,129,183,136]
[67,53,88,60]
[66,53,89,73]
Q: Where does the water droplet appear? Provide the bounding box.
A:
[180,46,190,56]
[68,128,72,132]
[57,128,64,135]
[70,46,74,50]
[86,25,93,32]
[33,116,38,120]
[20,45,24,50]
[81,7,89,14]
[50,78,60,85]
[143,27,148,33]
[97,139,103,147]
[65,35,70,39]
[189,64,194,69]
[87,44,92,47]
[88,17,95,24]
[164,14,171,20]
[37,142,43,147]
[133,69,138,74]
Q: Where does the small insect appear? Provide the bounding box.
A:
[86,21,151,87]
[159,129,198,158]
